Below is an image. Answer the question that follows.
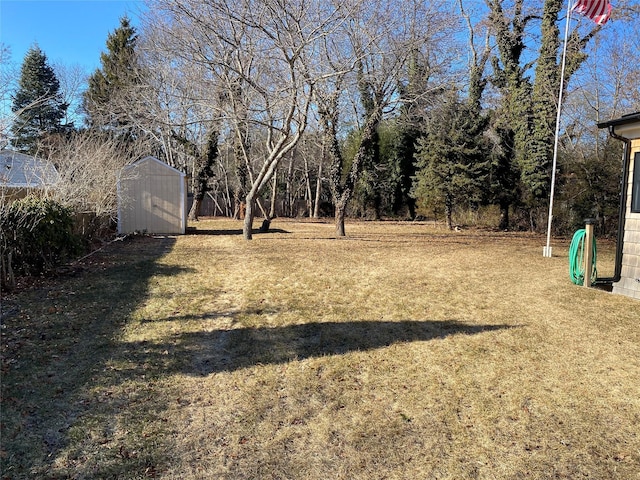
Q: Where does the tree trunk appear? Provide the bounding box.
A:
[335,200,346,237]
[269,175,277,219]
[407,197,416,221]
[222,168,233,217]
[188,198,202,221]
[313,160,323,218]
[445,195,453,230]
[285,154,294,217]
[499,201,510,230]
[243,196,255,240]
[373,193,381,221]
[259,218,271,233]
[303,155,313,218]
[529,209,536,232]
[325,102,383,236]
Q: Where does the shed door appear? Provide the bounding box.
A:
[142,173,183,234]
[119,171,184,234]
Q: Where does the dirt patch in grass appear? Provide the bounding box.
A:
[2,219,638,479]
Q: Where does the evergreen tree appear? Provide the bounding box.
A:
[83,17,139,131]
[10,45,68,154]
[390,50,432,220]
[487,118,520,230]
[390,120,420,219]
[412,92,490,230]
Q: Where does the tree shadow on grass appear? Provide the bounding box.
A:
[116,319,516,377]
[0,234,513,478]
[186,228,290,236]
[0,236,189,479]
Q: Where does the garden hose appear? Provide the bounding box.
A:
[569,229,597,286]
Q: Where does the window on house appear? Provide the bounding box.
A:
[632,152,640,213]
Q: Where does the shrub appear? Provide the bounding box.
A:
[1,196,81,287]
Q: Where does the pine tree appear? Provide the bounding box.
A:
[83,17,139,131]
[412,92,490,230]
[10,45,68,154]
[390,50,431,220]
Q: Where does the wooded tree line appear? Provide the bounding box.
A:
[4,0,640,239]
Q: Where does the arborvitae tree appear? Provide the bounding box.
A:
[83,17,139,132]
[412,91,490,230]
[10,45,68,154]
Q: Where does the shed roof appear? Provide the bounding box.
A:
[122,156,186,177]
[0,150,59,188]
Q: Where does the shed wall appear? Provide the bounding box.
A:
[613,138,640,299]
[118,157,186,235]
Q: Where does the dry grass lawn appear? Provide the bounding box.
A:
[1,218,639,479]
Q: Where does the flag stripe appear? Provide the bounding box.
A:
[572,0,612,25]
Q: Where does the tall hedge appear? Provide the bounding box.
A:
[1,196,80,287]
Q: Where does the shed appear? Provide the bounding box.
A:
[117,156,187,235]
[598,112,640,300]
[0,150,59,201]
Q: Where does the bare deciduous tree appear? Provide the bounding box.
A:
[147,0,345,239]
[315,0,459,236]
[46,131,147,219]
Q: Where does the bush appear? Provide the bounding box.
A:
[1,196,81,287]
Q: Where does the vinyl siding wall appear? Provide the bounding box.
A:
[613,139,640,299]
[118,157,186,235]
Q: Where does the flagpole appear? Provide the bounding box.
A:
[543,1,573,257]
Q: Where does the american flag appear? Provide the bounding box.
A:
[572,0,612,25]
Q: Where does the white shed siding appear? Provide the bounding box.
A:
[613,140,640,299]
[117,157,186,235]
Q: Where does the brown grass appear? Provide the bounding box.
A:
[1,218,638,479]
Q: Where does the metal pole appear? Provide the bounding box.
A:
[543,2,573,257]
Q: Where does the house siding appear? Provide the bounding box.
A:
[613,139,640,299]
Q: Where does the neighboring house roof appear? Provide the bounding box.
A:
[0,150,59,188]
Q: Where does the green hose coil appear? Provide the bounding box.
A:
[569,229,597,286]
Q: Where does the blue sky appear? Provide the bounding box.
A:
[1,0,146,72]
